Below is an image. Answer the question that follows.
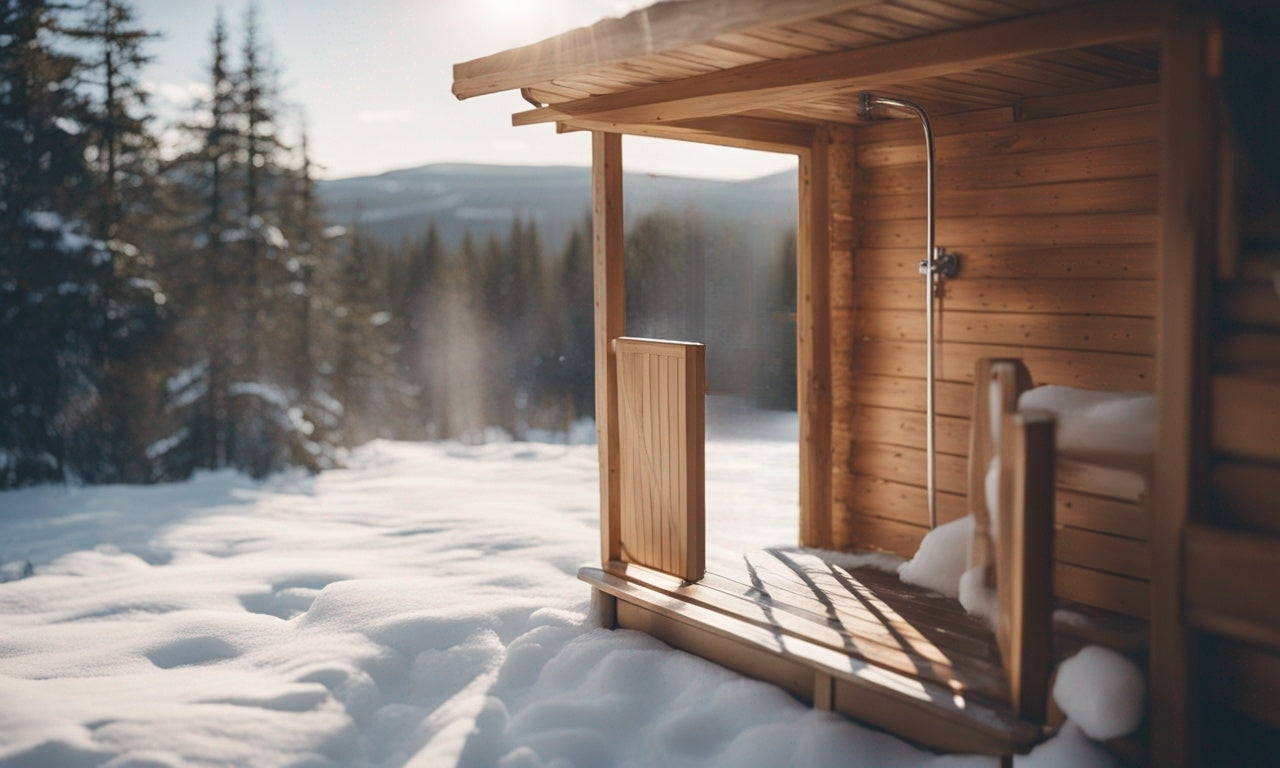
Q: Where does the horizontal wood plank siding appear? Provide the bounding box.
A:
[837,99,1159,617]
[1199,148,1280,738]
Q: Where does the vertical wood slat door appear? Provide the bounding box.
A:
[613,337,705,582]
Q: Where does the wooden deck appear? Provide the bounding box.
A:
[581,548,1146,756]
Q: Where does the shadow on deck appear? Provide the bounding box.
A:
[580,547,1146,757]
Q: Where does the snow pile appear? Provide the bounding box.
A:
[1052,645,1146,740]
[958,566,997,622]
[898,516,972,598]
[1018,386,1155,458]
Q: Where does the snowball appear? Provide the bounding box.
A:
[1018,386,1155,457]
[897,516,972,598]
[1052,645,1145,740]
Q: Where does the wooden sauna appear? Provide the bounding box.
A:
[453,1,1280,764]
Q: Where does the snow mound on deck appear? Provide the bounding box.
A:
[897,516,972,598]
[1053,645,1146,740]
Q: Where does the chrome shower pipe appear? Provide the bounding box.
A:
[858,93,956,530]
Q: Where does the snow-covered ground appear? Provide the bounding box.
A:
[1,403,1122,767]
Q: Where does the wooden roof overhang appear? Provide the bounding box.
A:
[452,0,1173,155]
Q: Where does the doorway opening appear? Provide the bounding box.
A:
[618,138,799,567]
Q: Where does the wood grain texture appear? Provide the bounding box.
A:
[997,410,1055,720]
[851,339,1154,390]
[860,213,1157,249]
[798,131,832,549]
[525,1,1168,125]
[1149,21,1216,762]
[584,565,1045,755]
[453,0,872,99]
[858,142,1160,194]
[614,338,705,581]
[853,245,1156,280]
[859,177,1158,220]
[853,278,1155,315]
[593,132,625,564]
[827,126,858,551]
[855,308,1154,354]
[855,107,1158,168]
[969,359,1034,579]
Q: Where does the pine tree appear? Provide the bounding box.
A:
[0,0,165,486]
[64,0,169,482]
[557,216,594,421]
[328,225,395,446]
[65,0,158,243]
[162,10,238,473]
[390,221,443,436]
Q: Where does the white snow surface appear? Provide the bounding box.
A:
[1052,645,1146,741]
[1,406,1120,767]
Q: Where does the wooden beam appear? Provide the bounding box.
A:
[536,1,1170,126]
[797,130,831,549]
[547,113,816,154]
[826,125,856,549]
[594,132,625,564]
[452,0,877,100]
[1150,16,1217,768]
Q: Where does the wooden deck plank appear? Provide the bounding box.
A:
[734,552,1000,656]
[581,536,1148,752]
[581,565,1047,756]
[604,559,1011,702]
[697,567,997,661]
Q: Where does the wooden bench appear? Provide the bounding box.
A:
[580,356,1061,759]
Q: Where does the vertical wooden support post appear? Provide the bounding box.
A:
[813,671,834,711]
[1152,16,1216,767]
[826,126,857,551]
[998,409,1055,721]
[594,131,625,565]
[592,587,617,630]
[797,133,832,549]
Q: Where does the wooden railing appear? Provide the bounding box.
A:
[612,337,705,582]
[969,358,1055,721]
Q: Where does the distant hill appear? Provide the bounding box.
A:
[317,163,798,253]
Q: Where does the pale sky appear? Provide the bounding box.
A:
[132,0,797,181]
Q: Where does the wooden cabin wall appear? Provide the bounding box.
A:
[1190,126,1280,744]
[832,88,1160,618]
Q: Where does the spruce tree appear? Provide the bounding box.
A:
[65,0,169,482]
[163,10,238,473]
[557,217,594,421]
[0,0,163,486]
[65,0,158,242]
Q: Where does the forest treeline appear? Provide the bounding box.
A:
[0,0,795,489]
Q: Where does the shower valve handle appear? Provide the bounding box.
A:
[919,247,958,279]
